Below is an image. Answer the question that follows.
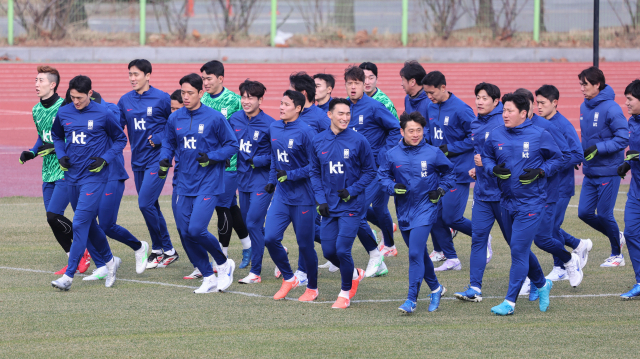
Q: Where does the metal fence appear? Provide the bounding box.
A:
[0,0,637,46]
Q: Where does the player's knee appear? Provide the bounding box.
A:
[186,226,205,239]
[46,211,58,225]
[577,205,593,221]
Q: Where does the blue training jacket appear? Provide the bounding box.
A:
[348,93,401,166]
[580,85,629,177]
[470,102,504,202]
[530,114,570,204]
[230,110,276,192]
[299,104,330,135]
[428,92,476,184]
[378,139,455,231]
[482,120,562,212]
[404,89,431,122]
[160,104,238,196]
[317,97,332,113]
[51,101,127,185]
[309,127,376,217]
[117,86,172,171]
[268,117,322,206]
[549,111,584,197]
[626,115,640,200]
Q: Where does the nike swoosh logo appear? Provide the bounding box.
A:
[528,213,536,216]
[558,274,565,278]
[498,143,504,146]
[204,198,211,200]
[256,193,264,196]
[602,182,610,186]
[105,193,113,196]
[429,118,434,121]
[86,193,94,196]
[65,122,72,125]
[176,128,182,130]
[235,129,241,132]
[396,165,402,168]
[349,213,355,216]
[127,109,133,111]
[302,210,309,214]
[450,189,457,192]
[150,172,157,175]
[272,139,277,141]
[322,152,328,154]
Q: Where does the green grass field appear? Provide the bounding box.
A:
[2,185,640,358]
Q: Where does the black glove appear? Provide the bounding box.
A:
[264,183,276,194]
[276,169,287,182]
[394,183,407,195]
[337,188,350,202]
[197,152,213,167]
[317,203,330,217]
[225,158,231,168]
[88,157,107,173]
[159,158,172,179]
[493,163,511,179]
[519,168,545,184]
[37,143,56,156]
[618,162,631,178]
[428,187,446,204]
[584,145,598,161]
[19,150,36,164]
[439,144,458,157]
[626,150,640,162]
[574,163,581,170]
[58,156,71,171]
[247,157,255,168]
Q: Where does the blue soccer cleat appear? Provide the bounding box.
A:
[454,286,482,302]
[491,300,515,316]
[429,286,446,312]
[239,248,251,269]
[398,300,416,314]
[537,279,553,312]
[529,281,539,302]
[621,284,640,300]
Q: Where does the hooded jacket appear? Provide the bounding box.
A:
[470,102,504,202]
[530,113,570,204]
[548,111,584,197]
[230,110,276,192]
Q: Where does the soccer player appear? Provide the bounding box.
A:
[313,73,335,112]
[170,89,183,112]
[200,60,251,266]
[19,66,91,275]
[117,59,178,268]
[454,82,507,302]
[310,98,376,309]
[483,93,561,315]
[264,90,321,301]
[50,75,127,290]
[159,73,238,294]
[577,67,629,267]
[401,61,429,124]
[535,85,592,280]
[619,79,640,299]
[422,71,475,271]
[359,62,398,119]
[230,80,276,284]
[378,111,451,314]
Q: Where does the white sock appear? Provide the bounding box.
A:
[164,248,176,256]
[285,276,295,282]
[240,236,251,249]
[431,285,441,294]
[506,300,515,308]
[66,252,70,257]
[222,247,228,257]
[339,290,350,299]
[470,286,481,293]
[105,258,115,269]
[62,274,73,281]
[369,248,381,258]
[352,268,359,280]
[152,249,163,255]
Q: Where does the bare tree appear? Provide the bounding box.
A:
[609,0,640,29]
[210,0,262,40]
[288,0,332,33]
[150,0,190,40]
[477,0,496,28]
[495,0,529,39]
[420,0,465,39]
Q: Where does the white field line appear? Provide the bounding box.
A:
[0,266,623,304]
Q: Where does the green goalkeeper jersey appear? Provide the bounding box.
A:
[372,88,398,120]
[32,97,64,183]
[201,87,242,171]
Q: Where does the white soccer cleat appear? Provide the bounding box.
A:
[134,241,149,274]
[217,258,235,292]
[318,261,332,269]
[545,266,569,281]
[572,239,593,269]
[82,266,108,281]
[434,258,461,272]
[600,254,625,267]
[183,267,203,280]
[275,266,282,278]
[519,277,531,296]
[52,274,73,291]
[371,228,381,244]
[429,251,446,262]
[620,231,626,249]
[328,262,339,273]
[194,274,218,293]
[105,256,121,288]
[565,253,583,287]
[294,270,308,286]
[365,253,384,278]
[238,273,261,284]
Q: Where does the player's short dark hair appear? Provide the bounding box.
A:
[344,65,365,83]
[578,66,606,91]
[399,60,426,84]
[624,79,640,101]
[474,82,501,101]
[37,65,60,93]
[422,70,446,87]
[128,59,152,75]
[359,62,378,77]
[399,111,427,129]
[328,98,351,112]
[200,60,224,77]
[180,73,203,92]
[502,93,530,114]
[68,75,92,95]
[283,90,305,111]
[514,88,535,104]
[535,84,560,103]
[239,79,267,99]
[289,72,315,103]
[170,89,183,103]
[313,73,335,90]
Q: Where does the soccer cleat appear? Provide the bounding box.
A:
[529,281,539,302]
[380,245,398,257]
[519,277,530,296]
[51,275,73,291]
[349,268,365,299]
[77,249,91,274]
[491,300,515,316]
[239,248,252,269]
[434,258,462,272]
[621,284,640,300]
[54,265,69,275]
[146,251,163,269]
[454,286,482,302]
[365,253,384,278]
[429,251,446,262]
[371,229,381,244]
[545,266,569,281]
[134,241,149,274]
[398,300,416,314]
[274,277,300,300]
[274,266,282,278]
[393,223,398,233]
[620,231,626,249]
[194,274,218,294]
[105,256,121,288]
[294,270,308,287]
[328,262,339,273]
[486,234,493,264]
[537,279,553,312]
[157,251,179,268]
[82,266,108,281]
[565,253,583,287]
[318,261,332,269]
[450,228,458,239]
[600,254,625,267]
[572,238,593,269]
[372,261,389,277]
[298,288,319,302]
[238,273,262,284]
[332,296,350,309]
[184,267,203,280]
[428,286,446,312]
[217,259,235,292]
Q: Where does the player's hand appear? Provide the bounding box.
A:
[247,157,255,168]
[626,150,640,162]
[37,144,56,157]
[88,157,107,173]
[474,154,483,167]
[574,163,581,170]
[225,158,231,168]
[493,163,511,179]
[428,188,445,204]
[19,150,36,164]
[519,168,545,184]
[584,145,598,161]
[59,156,71,171]
[264,183,276,194]
[276,169,287,182]
[148,135,155,147]
[317,203,330,217]
[337,188,351,202]
[394,183,407,195]
[618,162,631,179]
[439,144,449,156]
[197,152,214,167]
[159,158,172,179]
[469,168,476,180]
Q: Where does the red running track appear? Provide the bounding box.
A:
[1,62,638,197]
